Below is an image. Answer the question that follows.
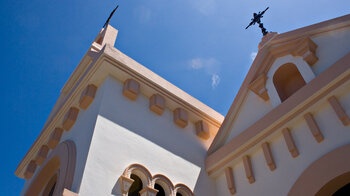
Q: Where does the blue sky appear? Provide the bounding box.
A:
[0,0,349,194]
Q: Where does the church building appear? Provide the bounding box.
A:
[15,14,350,196]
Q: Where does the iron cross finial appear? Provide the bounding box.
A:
[245,7,269,36]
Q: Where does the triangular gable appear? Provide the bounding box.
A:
[208,14,350,155]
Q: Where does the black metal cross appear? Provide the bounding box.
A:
[245,7,269,36]
[103,4,119,28]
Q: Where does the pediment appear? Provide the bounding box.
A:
[248,36,318,101]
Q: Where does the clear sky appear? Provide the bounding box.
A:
[0,0,349,194]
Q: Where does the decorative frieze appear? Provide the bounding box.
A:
[261,142,276,171]
[225,167,236,195]
[47,128,63,149]
[123,79,140,101]
[149,94,165,115]
[173,108,188,128]
[79,84,97,110]
[304,113,324,143]
[248,74,269,101]
[282,128,299,158]
[195,120,210,140]
[62,107,80,131]
[24,160,37,180]
[328,96,350,126]
[242,155,255,184]
[34,145,49,165]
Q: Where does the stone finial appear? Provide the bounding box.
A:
[24,160,37,180]
[149,94,165,115]
[123,79,140,101]
[173,108,188,128]
[47,128,63,149]
[195,120,210,140]
[79,84,97,110]
[62,107,79,131]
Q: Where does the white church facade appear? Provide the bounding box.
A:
[15,14,350,196]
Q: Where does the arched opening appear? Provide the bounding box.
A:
[176,193,183,196]
[315,172,350,196]
[42,173,58,196]
[155,183,165,196]
[128,174,143,196]
[333,183,350,195]
[273,63,306,102]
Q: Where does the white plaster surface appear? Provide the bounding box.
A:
[78,77,217,196]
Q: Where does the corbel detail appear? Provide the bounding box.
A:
[225,167,236,195]
[282,128,299,158]
[304,113,324,143]
[123,79,140,101]
[62,107,80,131]
[242,155,255,184]
[149,94,165,115]
[261,142,276,171]
[248,74,269,101]
[34,145,50,165]
[173,108,188,128]
[328,96,350,126]
[291,37,318,66]
[24,160,37,180]
[47,128,63,149]
[79,84,97,110]
[195,120,210,140]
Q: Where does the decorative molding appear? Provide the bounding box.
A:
[224,167,236,195]
[47,128,63,149]
[242,155,255,184]
[139,186,158,196]
[79,84,97,110]
[304,113,324,143]
[261,142,276,171]
[123,79,140,101]
[173,108,188,128]
[119,175,135,194]
[195,120,210,140]
[248,74,269,101]
[34,145,49,166]
[282,128,299,158]
[328,96,350,126]
[24,160,37,180]
[62,189,79,196]
[149,94,165,115]
[62,107,79,131]
[291,37,318,65]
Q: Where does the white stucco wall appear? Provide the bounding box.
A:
[214,81,350,196]
[20,79,105,195]
[78,76,217,196]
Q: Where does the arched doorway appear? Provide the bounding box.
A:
[288,143,350,196]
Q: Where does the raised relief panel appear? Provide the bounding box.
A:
[79,84,97,110]
[248,74,269,101]
[195,120,210,140]
[173,108,188,128]
[123,79,140,101]
[62,107,79,131]
[149,94,165,115]
[291,37,318,66]
[47,128,63,149]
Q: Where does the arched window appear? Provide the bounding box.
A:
[176,193,183,196]
[154,183,165,196]
[128,174,143,196]
[273,63,306,102]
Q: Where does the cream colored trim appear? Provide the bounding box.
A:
[304,113,324,143]
[62,107,79,131]
[195,120,210,140]
[173,108,188,128]
[34,145,49,166]
[123,78,140,101]
[205,53,350,175]
[282,128,299,158]
[149,94,165,115]
[208,14,350,154]
[243,155,255,184]
[224,167,236,195]
[79,84,97,110]
[328,96,350,126]
[261,142,276,171]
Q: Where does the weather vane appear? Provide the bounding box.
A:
[103,3,119,28]
[245,7,269,36]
